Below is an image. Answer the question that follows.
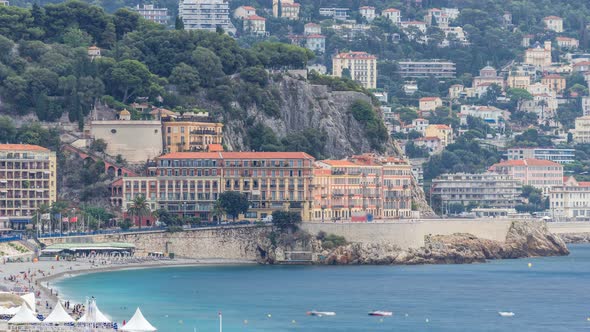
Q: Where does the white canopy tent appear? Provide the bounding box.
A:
[120,308,157,331]
[7,305,40,324]
[77,299,110,323]
[43,302,75,323]
[0,306,20,315]
[20,293,36,312]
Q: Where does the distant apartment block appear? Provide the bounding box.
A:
[304,23,321,35]
[134,4,169,25]
[273,0,300,19]
[0,0,9,5]
[556,36,579,49]
[419,97,442,111]
[312,155,414,221]
[162,118,223,153]
[543,16,563,33]
[179,0,235,34]
[488,159,563,194]
[381,8,401,25]
[359,6,376,21]
[243,15,266,35]
[431,172,522,211]
[550,177,590,220]
[397,60,456,78]
[332,51,377,89]
[459,105,510,129]
[318,7,349,20]
[506,148,575,164]
[575,116,590,143]
[541,74,566,94]
[0,144,56,230]
[524,41,552,68]
[425,124,453,147]
[233,5,256,19]
[507,72,531,90]
[582,96,590,116]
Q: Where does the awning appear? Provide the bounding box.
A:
[10,219,31,224]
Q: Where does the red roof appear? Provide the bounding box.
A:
[429,124,451,130]
[543,16,562,20]
[245,15,266,21]
[305,23,320,27]
[542,74,564,79]
[207,144,223,152]
[0,144,49,152]
[402,21,426,25]
[382,8,400,12]
[319,160,358,166]
[359,6,375,10]
[334,51,376,60]
[420,97,441,101]
[282,2,300,7]
[556,36,576,41]
[491,159,562,167]
[574,61,590,67]
[159,152,314,160]
[241,6,255,10]
[306,34,325,38]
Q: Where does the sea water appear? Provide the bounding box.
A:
[55,244,590,331]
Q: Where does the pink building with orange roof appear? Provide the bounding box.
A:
[489,159,563,194]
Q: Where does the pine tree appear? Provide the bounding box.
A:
[175,16,184,30]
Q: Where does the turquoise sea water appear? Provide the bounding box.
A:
[55,245,590,332]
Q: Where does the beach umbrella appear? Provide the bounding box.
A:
[44,302,75,323]
[8,305,40,324]
[120,308,157,331]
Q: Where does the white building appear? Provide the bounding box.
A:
[319,7,349,20]
[543,16,563,33]
[179,0,236,34]
[243,15,266,35]
[134,4,169,25]
[305,34,325,54]
[575,116,590,144]
[507,148,575,164]
[332,51,377,89]
[550,177,590,220]
[382,8,401,25]
[412,118,429,134]
[304,23,321,35]
[234,5,256,19]
[90,120,163,163]
[556,37,579,49]
[359,6,376,21]
[459,105,510,129]
[583,96,590,116]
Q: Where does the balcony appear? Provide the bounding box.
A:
[190,130,218,135]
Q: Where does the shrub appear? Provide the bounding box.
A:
[321,234,347,250]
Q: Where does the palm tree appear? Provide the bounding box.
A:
[128,195,151,229]
[36,204,50,235]
[211,200,224,223]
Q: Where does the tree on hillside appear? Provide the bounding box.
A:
[218,191,249,222]
[507,88,533,112]
[107,59,153,103]
[128,194,151,229]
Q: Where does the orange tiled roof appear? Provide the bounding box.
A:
[245,15,266,21]
[543,16,562,20]
[429,124,451,130]
[207,144,224,152]
[319,160,358,166]
[334,51,377,60]
[161,151,315,160]
[0,144,49,152]
[491,159,562,167]
[241,6,255,10]
[382,8,400,12]
[420,97,441,101]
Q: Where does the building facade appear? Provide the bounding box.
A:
[134,4,169,25]
[541,74,566,94]
[162,118,223,153]
[543,16,563,33]
[234,5,256,19]
[120,152,315,221]
[318,7,349,20]
[419,97,443,111]
[332,51,377,89]
[550,177,590,220]
[398,60,456,78]
[0,144,56,230]
[381,8,401,25]
[359,6,376,21]
[273,0,300,19]
[506,148,575,164]
[431,172,522,212]
[243,15,266,35]
[179,0,235,34]
[575,116,590,143]
[425,124,453,147]
[524,42,552,68]
[311,155,414,221]
[488,159,563,194]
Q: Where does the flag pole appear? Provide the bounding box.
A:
[219,311,222,332]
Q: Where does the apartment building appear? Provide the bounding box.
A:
[524,41,552,68]
[459,105,510,129]
[318,7,349,20]
[0,144,56,230]
[311,155,413,221]
[425,124,453,147]
[120,152,315,222]
[419,97,443,111]
[550,177,590,220]
[162,118,223,153]
[488,159,563,194]
[574,116,590,143]
[506,148,575,164]
[431,172,522,212]
[304,23,321,35]
[179,0,236,34]
[243,15,266,35]
[273,0,300,19]
[332,51,377,89]
[0,0,8,5]
[556,36,579,49]
[359,6,376,21]
[583,96,590,116]
[472,66,504,89]
[543,16,563,33]
[541,74,566,94]
[234,5,256,19]
[507,72,531,89]
[134,4,169,25]
[397,60,456,78]
[381,8,401,25]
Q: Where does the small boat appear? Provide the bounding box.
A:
[498,311,515,317]
[368,311,393,317]
[307,311,336,317]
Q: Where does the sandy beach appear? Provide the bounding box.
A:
[0,254,255,321]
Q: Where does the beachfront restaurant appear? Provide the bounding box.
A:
[40,243,135,260]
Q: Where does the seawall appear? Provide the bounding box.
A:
[302,219,513,249]
[39,225,270,260]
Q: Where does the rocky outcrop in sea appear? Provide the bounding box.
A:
[257,221,569,265]
[559,232,590,244]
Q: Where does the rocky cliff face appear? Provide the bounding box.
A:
[559,233,590,244]
[223,75,399,158]
[258,221,569,265]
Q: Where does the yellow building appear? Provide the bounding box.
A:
[272,0,300,19]
[425,124,453,147]
[332,51,377,89]
[0,144,56,229]
[524,42,552,68]
[162,119,223,153]
[507,73,531,89]
[541,74,566,94]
